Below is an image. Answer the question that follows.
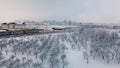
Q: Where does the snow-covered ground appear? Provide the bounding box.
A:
[66,48,120,68]
[0,26,120,68]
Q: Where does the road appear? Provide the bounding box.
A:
[0,29,73,38]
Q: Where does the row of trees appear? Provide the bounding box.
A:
[0,33,69,68]
[71,26,120,64]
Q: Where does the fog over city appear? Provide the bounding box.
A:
[0,0,120,24]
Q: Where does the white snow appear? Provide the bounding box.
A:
[66,47,120,68]
[0,27,120,68]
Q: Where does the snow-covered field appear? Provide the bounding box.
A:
[0,26,120,68]
[67,48,120,68]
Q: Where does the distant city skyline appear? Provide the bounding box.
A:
[0,0,120,24]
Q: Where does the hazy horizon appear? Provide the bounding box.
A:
[0,0,120,24]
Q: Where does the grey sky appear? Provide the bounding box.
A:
[0,0,120,23]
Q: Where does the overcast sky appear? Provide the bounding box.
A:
[0,0,120,23]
